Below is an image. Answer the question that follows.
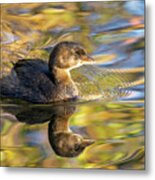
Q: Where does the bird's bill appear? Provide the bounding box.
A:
[81,139,95,148]
[82,55,94,62]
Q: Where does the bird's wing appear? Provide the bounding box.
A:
[9,59,55,102]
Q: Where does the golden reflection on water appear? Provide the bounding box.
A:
[1,101,144,169]
[1,1,144,169]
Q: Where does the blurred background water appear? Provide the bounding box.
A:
[1,0,144,169]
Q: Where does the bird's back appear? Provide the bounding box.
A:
[0,59,55,103]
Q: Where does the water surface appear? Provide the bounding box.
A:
[1,1,144,169]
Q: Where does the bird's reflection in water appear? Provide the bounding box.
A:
[2,101,95,157]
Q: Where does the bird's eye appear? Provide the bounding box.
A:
[75,49,86,56]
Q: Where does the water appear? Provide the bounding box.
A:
[1,1,144,169]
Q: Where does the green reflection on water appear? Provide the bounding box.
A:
[1,100,144,169]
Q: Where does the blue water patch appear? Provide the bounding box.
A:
[124,0,144,16]
[7,8,31,15]
[49,25,81,35]
[2,32,19,44]
[90,17,142,35]
[87,13,101,21]
[98,52,127,68]
[127,29,144,39]
[120,90,144,101]
[108,50,144,69]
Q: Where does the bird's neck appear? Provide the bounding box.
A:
[50,66,79,101]
[51,67,73,85]
[50,116,71,133]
